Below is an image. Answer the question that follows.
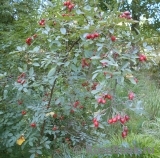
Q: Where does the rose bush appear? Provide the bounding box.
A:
[0,0,150,157]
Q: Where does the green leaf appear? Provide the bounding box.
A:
[29,141,33,146]
[0,111,3,115]
[30,154,35,158]
[92,73,98,80]
[55,98,61,105]
[103,2,112,10]
[71,64,77,72]
[17,46,22,51]
[50,40,61,47]
[33,46,40,52]
[23,88,28,93]
[109,28,114,34]
[90,56,101,60]
[76,9,83,15]
[91,89,100,95]
[128,77,136,84]
[36,150,42,155]
[84,5,91,11]
[97,46,103,51]
[143,42,147,47]
[146,46,152,51]
[18,67,23,73]
[32,63,40,66]
[0,73,5,79]
[3,90,8,99]
[96,43,104,47]
[117,76,124,85]
[47,67,56,77]
[121,62,130,71]
[49,77,56,85]
[29,67,34,76]
[64,61,70,67]
[45,144,50,149]
[60,28,66,35]
[99,123,105,129]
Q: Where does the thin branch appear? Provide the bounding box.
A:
[68,37,81,53]
[47,67,61,108]
[39,37,81,138]
[82,14,89,24]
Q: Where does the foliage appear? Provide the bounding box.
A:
[0,0,40,55]
[0,0,156,158]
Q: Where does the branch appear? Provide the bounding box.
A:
[47,67,61,108]
[82,14,89,24]
[68,37,81,53]
[39,37,81,138]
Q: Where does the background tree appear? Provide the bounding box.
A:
[99,0,160,35]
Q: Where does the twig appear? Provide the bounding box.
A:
[68,38,81,53]
[47,67,61,108]
[82,14,89,24]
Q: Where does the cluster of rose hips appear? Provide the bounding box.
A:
[138,54,147,62]
[18,100,23,105]
[73,100,80,108]
[128,92,135,100]
[17,73,26,84]
[21,110,26,115]
[82,81,98,88]
[70,101,84,113]
[52,113,64,120]
[81,58,90,68]
[30,123,36,128]
[119,11,132,19]
[39,19,45,26]
[63,1,75,12]
[110,35,116,42]
[81,82,99,91]
[26,37,32,45]
[91,82,98,90]
[70,109,75,113]
[92,118,99,128]
[25,34,37,46]
[108,114,130,125]
[108,114,130,138]
[122,126,128,138]
[86,32,100,40]
[97,94,112,104]
[82,81,89,87]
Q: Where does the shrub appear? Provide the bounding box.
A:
[0,1,151,157]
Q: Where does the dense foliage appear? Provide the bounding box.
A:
[0,0,159,158]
